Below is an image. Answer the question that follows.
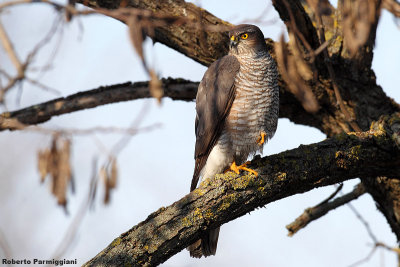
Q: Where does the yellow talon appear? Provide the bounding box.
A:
[257,131,267,146]
[229,161,258,176]
[230,161,240,174]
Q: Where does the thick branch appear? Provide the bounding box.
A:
[271,0,321,51]
[77,0,231,66]
[84,115,400,266]
[0,78,198,131]
[362,177,400,240]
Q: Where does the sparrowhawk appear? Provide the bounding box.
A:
[188,24,279,258]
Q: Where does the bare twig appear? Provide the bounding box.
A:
[348,245,379,267]
[347,200,378,243]
[348,242,400,267]
[346,183,400,266]
[0,19,26,101]
[48,157,98,264]
[312,32,338,57]
[111,101,151,156]
[25,77,61,96]
[0,19,24,74]
[0,116,161,136]
[317,183,344,206]
[0,6,63,102]
[286,183,366,236]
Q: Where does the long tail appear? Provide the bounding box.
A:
[188,156,221,258]
[188,227,220,258]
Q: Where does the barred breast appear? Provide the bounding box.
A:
[223,50,279,163]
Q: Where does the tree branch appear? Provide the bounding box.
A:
[286,183,366,236]
[0,78,198,131]
[77,0,232,66]
[84,114,400,266]
[271,0,321,52]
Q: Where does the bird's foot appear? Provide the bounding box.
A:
[229,161,258,176]
[257,131,267,146]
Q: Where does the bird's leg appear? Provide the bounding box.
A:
[229,161,258,176]
[257,131,267,146]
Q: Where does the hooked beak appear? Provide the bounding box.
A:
[229,35,238,49]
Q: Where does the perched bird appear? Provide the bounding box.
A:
[188,24,279,258]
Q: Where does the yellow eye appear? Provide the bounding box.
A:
[241,33,248,39]
[230,35,235,41]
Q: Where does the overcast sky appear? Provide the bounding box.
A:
[1,1,400,266]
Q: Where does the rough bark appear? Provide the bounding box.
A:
[83,114,400,266]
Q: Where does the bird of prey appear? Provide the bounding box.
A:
[188,24,279,258]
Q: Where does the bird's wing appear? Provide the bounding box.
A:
[191,55,240,191]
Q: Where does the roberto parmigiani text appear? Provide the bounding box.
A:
[2,258,77,265]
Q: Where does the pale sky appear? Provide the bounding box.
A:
[0,1,399,266]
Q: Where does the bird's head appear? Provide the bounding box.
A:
[228,24,267,55]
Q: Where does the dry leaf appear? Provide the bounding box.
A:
[102,157,118,205]
[100,163,110,204]
[149,69,163,103]
[56,139,72,207]
[38,149,49,183]
[37,135,73,210]
[110,158,118,189]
